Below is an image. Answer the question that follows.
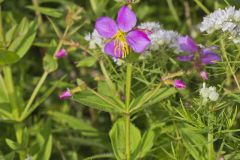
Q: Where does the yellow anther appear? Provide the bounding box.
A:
[113,30,129,58]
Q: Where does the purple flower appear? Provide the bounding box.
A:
[174,79,186,89]
[95,6,151,58]
[178,36,198,54]
[200,71,208,80]
[200,48,221,64]
[55,49,67,58]
[177,36,221,65]
[59,89,72,100]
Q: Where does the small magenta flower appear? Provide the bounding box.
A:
[59,89,72,100]
[177,36,221,65]
[95,6,151,58]
[200,71,208,80]
[55,49,67,58]
[174,79,186,89]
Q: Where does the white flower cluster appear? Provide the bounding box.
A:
[199,6,240,43]
[200,83,219,102]
[138,22,180,52]
[138,22,162,32]
[84,29,105,50]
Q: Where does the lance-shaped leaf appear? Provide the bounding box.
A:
[73,89,124,113]
[109,118,141,160]
[130,87,176,114]
[132,129,155,159]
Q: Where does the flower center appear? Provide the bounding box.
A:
[114,30,129,58]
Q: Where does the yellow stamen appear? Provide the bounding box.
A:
[113,30,129,58]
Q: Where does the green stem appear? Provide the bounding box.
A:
[193,0,210,14]
[21,23,69,120]
[20,71,48,120]
[125,63,132,160]
[53,25,69,58]
[208,105,214,160]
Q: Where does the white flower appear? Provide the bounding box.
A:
[138,22,180,52]
[138,22,162,32]
[199,6,240,44]
[199,83,219,102]
[84,29,105,50]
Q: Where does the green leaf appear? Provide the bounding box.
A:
[5,25,17,46]
[5,139,22,151]
[37,135,53,160]
[4,152,15,160]
[180,127,207,160]
[90,0,109,16]
[47,17,62,37]
[76,57,97,67]
[5,18,37,65]
[26,6,62,18]
[73,89,124,113]
[0,74,8,103]
[132,130,155,159]
[22,128,29,148]
[109,118,141,160]
[0,49,20,65]
[131,87,176,113]
[48,111,97,132]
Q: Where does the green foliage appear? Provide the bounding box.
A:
[0,0,240,160]
[0,18,37,65]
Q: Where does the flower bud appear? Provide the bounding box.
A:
[174,79,186,89]
[55,49,67,58]
[200,71,208,80]
[59,89,72,100]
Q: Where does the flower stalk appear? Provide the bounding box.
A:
[125,63,132,160]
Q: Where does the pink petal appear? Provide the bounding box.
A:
[104,40,123,58]
[59,89,72,100]
[117,6,137,32]
[174,79,186,89]
[95,17,118,38]
[200,71,208,80]
[126,30,151,53]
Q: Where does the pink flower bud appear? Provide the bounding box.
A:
[200,71,208,80]
[59,89,72,100]
[174,79,186,89]
[55,49,67,58]
[220,155,224,160]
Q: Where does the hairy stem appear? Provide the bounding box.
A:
[125,63,132,160]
